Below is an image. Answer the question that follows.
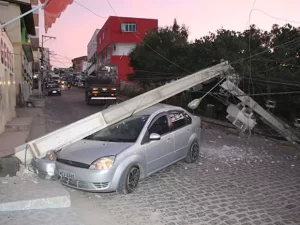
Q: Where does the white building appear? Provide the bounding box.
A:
[0,28,16,134]
[87,29,100,76]
[0,0,36,106]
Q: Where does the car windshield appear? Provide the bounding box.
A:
[87,115,149,142]
[48,84,59,88]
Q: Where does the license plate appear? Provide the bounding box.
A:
[52,91,57,93]
[59,169,75,180]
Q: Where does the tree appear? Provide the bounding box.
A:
[127,22,300,120]
[128,19,190,87]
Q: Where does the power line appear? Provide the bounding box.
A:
[251,8,300,25]
[237,91,300,97]
[73,0,108,18]
[243,77,300,88]
[54,54,73,61]
[51,55,70,67]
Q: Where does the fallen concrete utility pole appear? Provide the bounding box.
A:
[15,62,234,164]
[221,79,300,149]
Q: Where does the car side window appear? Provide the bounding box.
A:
[148,115,170,136]
[169,111,186,130]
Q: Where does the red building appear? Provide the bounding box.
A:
[72,56,88,73]
[96,16,158,83]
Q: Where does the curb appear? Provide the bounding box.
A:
[0,195,71,211]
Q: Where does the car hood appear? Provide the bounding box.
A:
[57,140,133,165]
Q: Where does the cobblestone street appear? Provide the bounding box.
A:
[70,133,300,225]
[46,88,300,225]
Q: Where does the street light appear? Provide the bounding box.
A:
[188,98,203,110]
[188,77,226,110]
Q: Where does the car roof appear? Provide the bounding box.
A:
[134,103,184,116]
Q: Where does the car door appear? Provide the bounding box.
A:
[142,113,174,175]
[168,110,193,161]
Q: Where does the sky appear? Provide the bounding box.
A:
[40,0,300,68]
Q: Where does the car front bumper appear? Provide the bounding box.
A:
[31,157,56,180]
[48,90,61,95]
[55,162,117,192]
[31,158,119,192]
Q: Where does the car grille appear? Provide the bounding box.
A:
[58,176,109,190]
[93,182,109,189]
[57,158,90,169]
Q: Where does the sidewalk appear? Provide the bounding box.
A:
[0,98,46,158]
[0,97,48,177]
[0,97,85,225]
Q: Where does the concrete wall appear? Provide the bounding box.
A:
[0,30,16,134]
[0,2,34,105]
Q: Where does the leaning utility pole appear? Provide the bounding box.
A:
[39,35,56,97]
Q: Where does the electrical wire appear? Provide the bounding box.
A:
[209,90,300,97]
[251,8,300,25]
[51,55,70,67]
[73,0,108,18]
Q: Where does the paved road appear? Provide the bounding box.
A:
[45,87,106,133]
[45,88,300,225]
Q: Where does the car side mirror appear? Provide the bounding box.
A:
[149,133,161,141]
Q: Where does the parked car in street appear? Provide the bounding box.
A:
[45,81,57,88]
[46,83,61,96]
[32,104,202,194]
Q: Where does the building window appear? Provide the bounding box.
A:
[113,45,116,51]
[121,23,136,32]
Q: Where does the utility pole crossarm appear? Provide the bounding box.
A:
[221,79,300,149]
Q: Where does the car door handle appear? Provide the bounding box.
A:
[167,138,172,143]
[186,129,191,132]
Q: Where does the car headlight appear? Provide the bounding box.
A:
[89,156,115,170]
[102,88,107,91]
[44,150,57,161]
[111,88,116,91]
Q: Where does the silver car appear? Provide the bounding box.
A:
[33,104,202,194]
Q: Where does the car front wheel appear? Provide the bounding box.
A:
[185,140,200,163]
[117,165,140,194]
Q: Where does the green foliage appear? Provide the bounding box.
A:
[127,20,300,120]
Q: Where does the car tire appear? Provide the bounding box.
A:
[185,140,200,163]
[117,165,140,194]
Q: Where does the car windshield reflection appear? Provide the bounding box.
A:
[86,115,150,143]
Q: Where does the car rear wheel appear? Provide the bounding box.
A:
[117,165,140,194]
[185,140,200,163]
